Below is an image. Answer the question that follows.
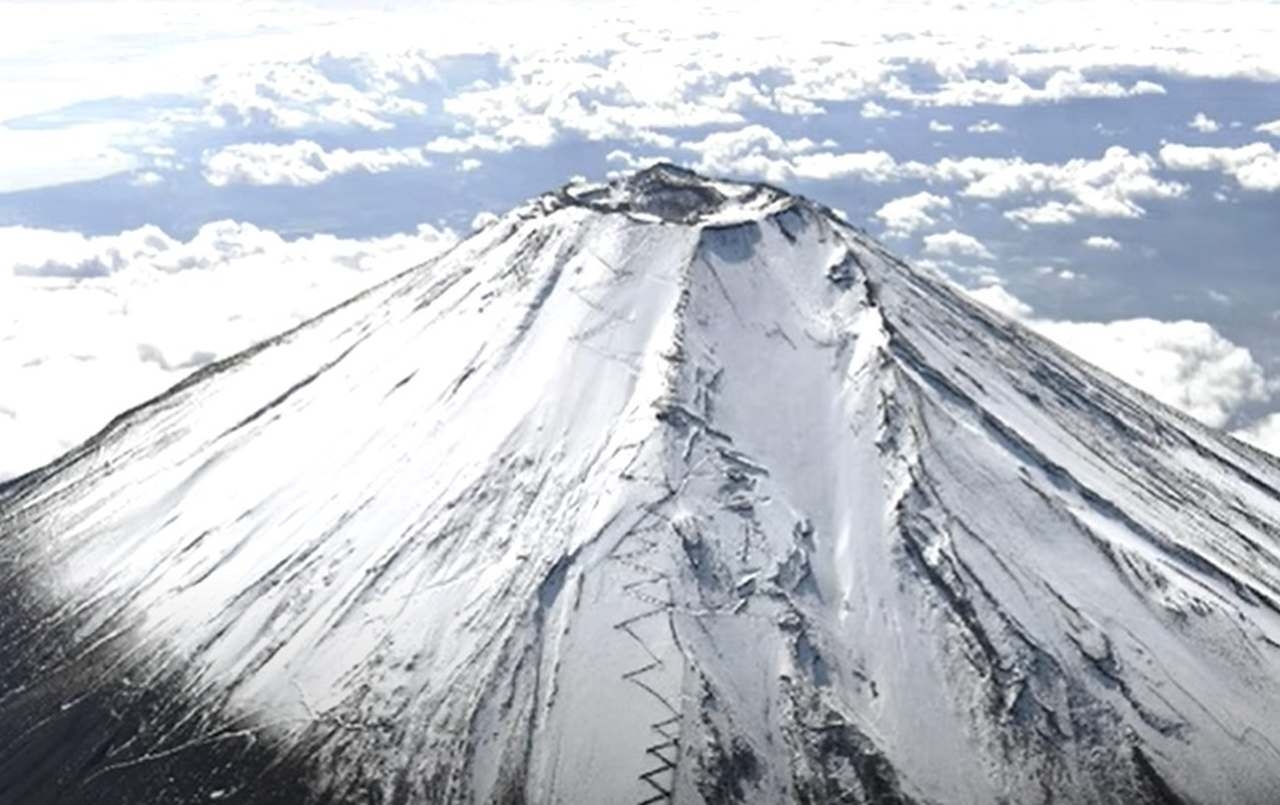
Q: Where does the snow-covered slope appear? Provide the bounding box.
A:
[3,165,1280,804]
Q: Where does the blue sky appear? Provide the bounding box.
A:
[2,0,1280,477]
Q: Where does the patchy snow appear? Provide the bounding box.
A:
[2,165,1280,803]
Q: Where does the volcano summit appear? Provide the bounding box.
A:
[3,165,1280,804]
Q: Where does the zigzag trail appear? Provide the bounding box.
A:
[610,516,684,805]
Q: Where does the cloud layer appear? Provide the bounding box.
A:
[5,0,1280,197]
[5,0,1280,475]
[966,284,1274,429]
[0,220,456,479]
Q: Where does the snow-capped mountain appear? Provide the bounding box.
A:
[3,165,1280,804]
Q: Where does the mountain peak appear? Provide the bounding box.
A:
[3,171,1280,804]
[558,162,797,225]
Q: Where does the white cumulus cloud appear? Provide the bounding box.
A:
[967,119,1005,134]
[1188,112,1221,133]
[4,0,1280,189]
[967,284,1034,318]
[1234,413,1280,457]
[895,70,1165,107]
[923,230,994,259]
[1083,235,1122,250]
[1036,318,1272,428]
[947,146,1189,225]
[674,144,1185,229]
[860,101,901,119]
[788,151,903,182]
[0,122,139,193]
[963,284,1274,429]
[201,57,431,132]
[1160,141,1280,191]
[874,192,953,237]
[470,211,499,230]
[680,125,819,183]
[0,220,456,480]
[202,140,432,187]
